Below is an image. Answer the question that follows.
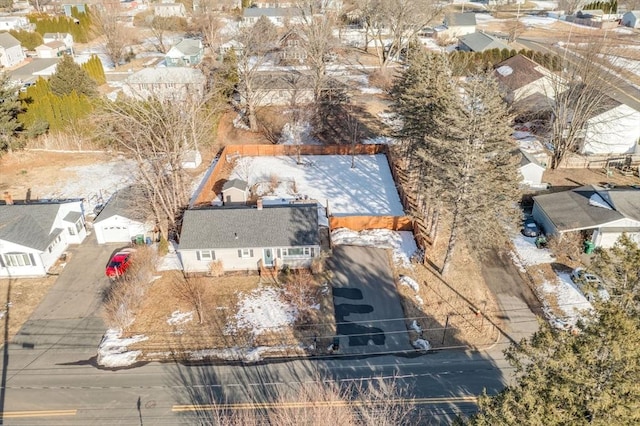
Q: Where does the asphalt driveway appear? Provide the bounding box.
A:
[7,233,121,370]
[328,245,412,355]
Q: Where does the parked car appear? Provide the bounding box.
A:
[522,218,541,237]
[570,268,610,302]
[105,249,135,278]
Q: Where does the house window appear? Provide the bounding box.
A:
[238,249,253,258]
[68,226,76,236]
[75,219,83,233]
[282,247,311,258]
[197,250,215,261]
[3,253,34,267]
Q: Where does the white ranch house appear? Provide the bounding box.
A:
[179,204,321,273]
[0,199,86,277]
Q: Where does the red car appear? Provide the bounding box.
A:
[106,249,135,278]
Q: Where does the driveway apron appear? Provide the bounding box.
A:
[328,245,412,355]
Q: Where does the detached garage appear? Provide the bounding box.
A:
[93,186,154,244]
[532,185,640,248]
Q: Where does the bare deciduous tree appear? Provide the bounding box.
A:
[173,276,207,325]
[93,6,132,67]
[235,16,280,131]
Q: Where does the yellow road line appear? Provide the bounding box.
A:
[3,409,78,418]
[173,396,478,412]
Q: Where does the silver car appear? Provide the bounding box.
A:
[570,268,610,302]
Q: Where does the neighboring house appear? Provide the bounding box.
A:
[219,39,243,56]
[576,9,605,20]
[154,2,187,17]
[43,33,74,49]
[252,1,294,7]
[532,185,640,248]
[245,72,344,107]
[122,68,206,102]
[35,41,67,58]
[621,11,640,28]
[277,29,307,64]
[494,55,561,104]
[0,32,26,68]
[222,179,248,205]
[519,149,546,188]
[580,98,640,155]
[179,204,321,273]
[8,58,59,85]
[0,16,30,31]
[165,39,204,67]
[241,7,305,27]
[0,197,87,278]
[440,12,476,40]
[458,32,509,52]
[93,186,154,245]
[62,3,87,16]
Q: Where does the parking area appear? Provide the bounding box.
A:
[328,245,412,355]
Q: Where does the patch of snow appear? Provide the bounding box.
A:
[157,244,183,271]
[496,65,513,76]
[279,121,322,145]
[362,136,396,145]
[399,275,420,293]
[167,310,193,326]
[331,228,417,268]
[415,295,424,305]
[410,320,422,334]
[42,159,136,215]
[233,113,250,130]
[378,112,403,132]
[226,287,298,337]
[614,28,633,34]
[520,16,557,27]
[360,86,384,94]
[589,193,612,209]
[97,329,148,368]
[530,0,558,9]
[474,14,495,22]
[511,234,555,267]
[540,272,593,329]
[229,155,404,216]
[412,339,431,351]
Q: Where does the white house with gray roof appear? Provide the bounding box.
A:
[241,7,305,27]
[458,32,509,52]
[178,204,321,273]
[165,39,204,67]
[532,186,640,248]
[0,32,26,68]
[439,12,476,40]
[122,68,206,102]
[93,186,154,245]
[0,199,86,277]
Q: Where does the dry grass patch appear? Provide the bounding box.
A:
[126,270,335,360]
[395,242,501,349]
[0,276,58,343]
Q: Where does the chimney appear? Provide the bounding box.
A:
[256,198,263,210]
[3,192,13,205]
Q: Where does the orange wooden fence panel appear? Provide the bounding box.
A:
[329,215,413,232]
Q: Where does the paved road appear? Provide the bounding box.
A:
[0,242,533,425]
[328,246,413,354]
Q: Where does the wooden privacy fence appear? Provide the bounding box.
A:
[329,215,413,232]
[192,143,389,206]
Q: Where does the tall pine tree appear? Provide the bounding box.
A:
[0,72,21,153]
[49,54,97,98]
[424,71,521,275]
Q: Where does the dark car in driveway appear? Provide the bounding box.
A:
[522,218,541,237]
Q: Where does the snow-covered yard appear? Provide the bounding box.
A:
[229,155,404,216]
[511,234,593,329]
[331,228,417,268]
[225,287,299,337]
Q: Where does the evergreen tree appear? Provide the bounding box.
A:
[465,302,640,425]
[9,29,43,50]
[49,55,97,98]
[424,72,521,275]
[81,55,106,85]
[0,72,21,152]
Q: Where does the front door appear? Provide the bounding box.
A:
[263,248,274,267]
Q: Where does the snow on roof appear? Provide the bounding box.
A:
[588,193,613,210]
[496,65,513,76]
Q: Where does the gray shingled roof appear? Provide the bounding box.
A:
[520,149,544,168]
[94,186,148,224]
[222,179,248,191]
[459,32,509,52]
[179,205,320,249]
[445,12,477,27]
[243,7,303,18]
[171,39,202,56]
[125,67,206,85]
[0,32,21,48]
[533,185,640,231]
[0,202,69,251]
[64,211,82,223]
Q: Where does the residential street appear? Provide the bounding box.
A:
[0,236,533,425]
